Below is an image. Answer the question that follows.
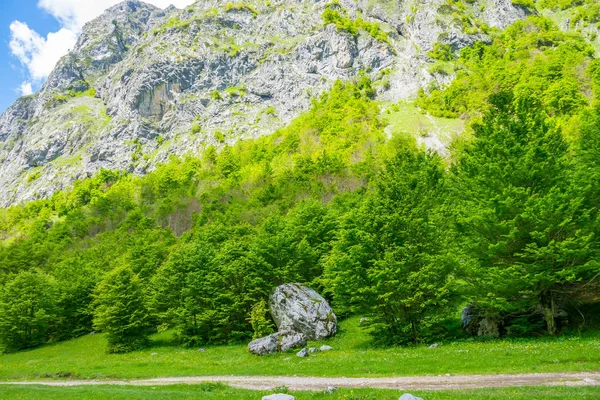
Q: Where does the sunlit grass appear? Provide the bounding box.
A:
[1,317,599,381]
[0,384,599,400]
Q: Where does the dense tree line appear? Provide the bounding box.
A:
[0,17,599,353]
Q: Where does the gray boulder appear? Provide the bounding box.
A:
[270,284,336,340]
[319,345,333,351]
[399,394,424,400]
[248,330,307,355]
[461,305,474,329]
[296,348,309,357]
[263,395,295,400]
[477,317,500,338]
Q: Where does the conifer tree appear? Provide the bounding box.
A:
[0,270,58,353]
[451,91,594,335]
[93,266,151,353]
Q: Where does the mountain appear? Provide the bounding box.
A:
[1,0,600,354]
[0,0,535,207]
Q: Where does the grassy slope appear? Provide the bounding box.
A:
[0,384,599,399]
[1,318,598,381]
[383,102,465,143]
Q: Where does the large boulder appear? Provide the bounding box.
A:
[269,284,337,340]
[248,330,307,355]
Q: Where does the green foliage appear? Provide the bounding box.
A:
[417,16,594,119]
[0,271,58,353]
[451,92,595,335]
[93,266,151,353]
[249,299,275,339]
[224,2,258,18]
[46,87,98,109]
[323,141,458,344]
[322,6,390,44]
[26,170,42,183]
[428,42,455,62]
[512,0,536,8]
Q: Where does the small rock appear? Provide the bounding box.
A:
[399,394,424,400]
[583,378,597,383]
[308,347,317,353]
[249,330,307,355]
[360,317,368,324]
[198,348,206,352]
[445,373,452,377]
[151,352,158,356]
[262,394,296,400]
[319,345,333,351]
[296,348,309,357]
[428,343,439,348]
[283,357,291,361]
[325,386,337,393]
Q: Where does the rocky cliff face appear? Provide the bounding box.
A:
[0,0,529,206]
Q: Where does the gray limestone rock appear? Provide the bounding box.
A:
[477,317,501,338]
[296,348,309,357]
[263,395,295,400]
[399,394,424,400]
[270,284,336,340]
[248,330,307,355]
[0,0,537,206]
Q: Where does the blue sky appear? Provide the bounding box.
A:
[0,0,60,112]
[0,0,195,114]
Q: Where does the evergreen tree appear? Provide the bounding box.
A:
[451,91,595,335]
[0,270,58,353]
[93,266,151,353]
[324,142,458,344]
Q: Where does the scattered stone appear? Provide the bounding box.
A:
[399,394,424,400]
[270,284,337,340]
[296,348,309,358]
[360,317,368,324]
[583,378,597,383]
[445,373,452,377]
[308,347,317,353]
[319,345,333,351]
[198,348,206,352]
[262,394,296,400]
[461,305,474,330]
[477,317,500,338]
[325,386,337,393]
[428,343,439,348]
[151,352,158,356]
[248,330,307,355]
[89,331,95,335]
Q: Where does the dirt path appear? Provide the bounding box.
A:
[1,373,599,391]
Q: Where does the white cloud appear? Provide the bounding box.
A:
[19,82,33,96]
[9,0,195,94]
[10,21,77,81]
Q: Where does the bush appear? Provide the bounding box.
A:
[249,299,275,339]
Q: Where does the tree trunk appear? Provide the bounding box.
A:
[542,291,557,336]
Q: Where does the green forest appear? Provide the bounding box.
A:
[1,15,600,355]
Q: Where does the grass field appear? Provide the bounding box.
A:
[0,384,598,400]
[382,101,465,150]
[1,318,599,381]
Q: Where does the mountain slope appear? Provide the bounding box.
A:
[0,0,533,206]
